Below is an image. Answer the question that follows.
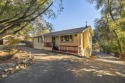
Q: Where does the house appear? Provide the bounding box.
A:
[33,35,44,49]
[33,26,93,57]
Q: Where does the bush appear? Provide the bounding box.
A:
[100,42,119,54]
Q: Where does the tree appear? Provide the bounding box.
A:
[87,0,125,54]
[30,16,53,37]
[0,0,63,39]
[15,23,34,41]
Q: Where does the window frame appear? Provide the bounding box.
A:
[60,35,74,43]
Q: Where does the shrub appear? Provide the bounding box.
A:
[100,42,119,54]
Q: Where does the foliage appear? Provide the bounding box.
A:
[15,24,33,41]
[30,16,53,37]
[87,0,125,55]
[0,0,63,39]
[21,40,33,47]
[99,41,118,53]
[3,35,21,54]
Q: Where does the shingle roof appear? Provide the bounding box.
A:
[44,27,87,36]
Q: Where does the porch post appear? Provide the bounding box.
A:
[77,34,79,55]
[81,33,84,56]
[59,36,60,52]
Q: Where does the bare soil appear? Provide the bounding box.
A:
[0,46,125,83]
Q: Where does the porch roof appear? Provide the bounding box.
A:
[44,27,86,36]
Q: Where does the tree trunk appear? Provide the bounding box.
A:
[113,30,122,54]
[107,0,123,55]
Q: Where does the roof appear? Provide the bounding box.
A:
[33,35,42,38]
[44,27,87,36]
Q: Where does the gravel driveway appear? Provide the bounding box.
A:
[0,46,125,83]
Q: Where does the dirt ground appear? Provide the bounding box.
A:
[0,46,125,83]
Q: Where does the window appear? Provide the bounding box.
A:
[60,35,73,42]
[38,38,40,42]
[38,37,44,43]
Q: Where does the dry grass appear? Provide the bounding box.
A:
[0,51,7,56]
[120,54,125,62]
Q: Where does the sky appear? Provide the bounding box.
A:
[45,0,101,31]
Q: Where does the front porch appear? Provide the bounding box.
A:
[44,42,78,54]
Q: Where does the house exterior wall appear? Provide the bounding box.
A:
[82,29,92,57]
[33,37,44,49]
[44,36,52,42]
[44,36,52,51]
[83,30,88,49]
[77,28,92,57]
[44,34,78,47]
[57,34,79,54]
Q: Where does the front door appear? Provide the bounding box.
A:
[52,37,56,47]
[52,37,59,50]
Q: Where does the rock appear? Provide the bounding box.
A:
[2,74,7,78]
[16,66,20,70]
[0,52,35,79]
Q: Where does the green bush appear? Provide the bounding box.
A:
[100,42,119,54]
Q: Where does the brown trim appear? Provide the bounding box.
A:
[44,42,52,47]
[68,50,78,53]
[59,45,78,47]
[59,45,78,54]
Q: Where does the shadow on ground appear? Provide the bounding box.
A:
[0,47,125,83]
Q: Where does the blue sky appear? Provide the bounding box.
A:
[45,0,101,31]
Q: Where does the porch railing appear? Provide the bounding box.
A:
[44,42,52,47]
[59,45,78,53]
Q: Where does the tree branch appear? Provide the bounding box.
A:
[0,0,9,15]
[24,2,53,22]
[13,23,28,34]
[8,0,48,25]
[24,0,48,18]
[0,0,54,39]
[22,0,37,17]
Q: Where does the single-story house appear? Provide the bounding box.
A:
[33,35,44,49]
[33,26,93,57]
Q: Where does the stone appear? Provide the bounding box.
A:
[2,74,7,78]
